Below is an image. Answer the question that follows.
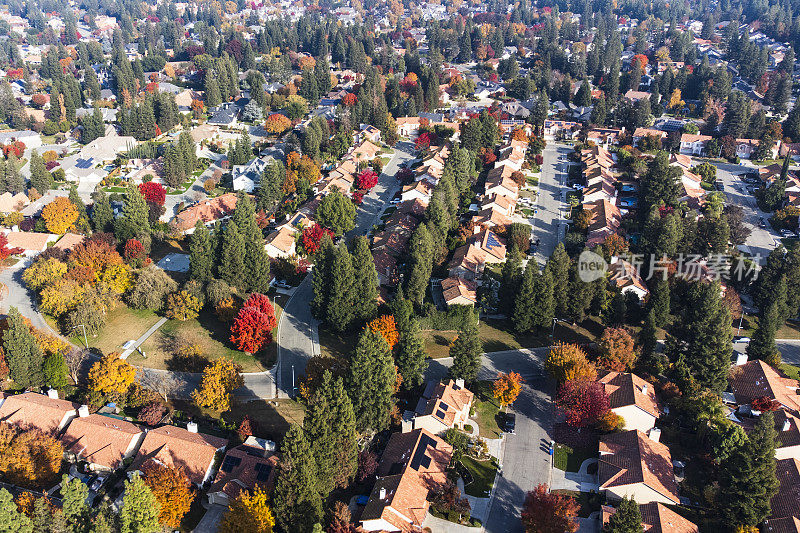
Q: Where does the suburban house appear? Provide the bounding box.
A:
[679,133,713,156]
[129,423,228,486]
[598,372,660,433]
[0,191,29,213]
[440,277,478,307]
[584,199,622,246]
[481,194,516,217]
[0,391,79,435]
[404,380,474,434]
[735,138,781,160]
[623,90,651,102]
[543,120,581,140]
[401,180,435,204]
[632,128,667,146]
[0,130,41,149]
[448,244,487,281]
[472,206,512,229]
[232,157,272,193]
[358,124,382,144]
[207,103,239,126]
[360,429,453,532]
[2,230,57,256]
[731,409,800,461]
[264,225,298,259]
[602,502,698,532]
[609,256,650,301]
[766,458,800,531]
[171,193,239,233]
[728,359,800,415]
[599,430,680,505]
[470,229,506,263]
[60,411,145,471]
[208,436,278,506]
[53,232,86,252]
[586,128,623,147]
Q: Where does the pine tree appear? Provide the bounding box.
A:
[204,74,221,108]
[29,150,53,193]
[310,237,334,319]
[545,243,571,317]
[649,277,670,325]
[1,307,44,389]
[115,183,151,242]
[233,194,270,292]
[272,425,323,532]
[219,221,246,289]
[91,190,114,233]
[499,253,523,316]
[606,497,644,533]
[178,131,197,174]
[0,489,32,533]
[450,317,481,382]
[395,315,427,390]
[748,276,785,362]
[639,308,662,372]
[257,160,284,212]
[120,474,161,533]
[514,263,554,333]
[350,236,378,324]
[405,224,434,308]
[326,243,355,332]
[348,328,396,432]
[60,473,89,528]
[719,412,779,528]
[189,221,213,282]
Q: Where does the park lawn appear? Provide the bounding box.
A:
[71,306,159,352]
[553,443,596,473]
[471,380,502,438]
[459,456,497,497]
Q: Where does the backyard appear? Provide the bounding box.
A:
[458,456,498,497]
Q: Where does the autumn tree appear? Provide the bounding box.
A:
[192,358,243,412]
[598,328,637,371]
[88,352,136,397]
[556,380,610,427]
[367,315,399,350]
[521,484,579,533]
[494,372,524,408]
[165,290,202,321]
[264,113,292,134]
[545,343,597,382]
[0,488,32,532]
[0,425,63,488]
[143,465,194,528]
[229,293,277,353]
[41,197,79,234]
[219,486,275,533]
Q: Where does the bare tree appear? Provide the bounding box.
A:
[65,348,89,385]
[137,369,181,401]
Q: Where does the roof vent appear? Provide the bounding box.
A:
[641,384,648,395]
[47,388,59,399]
[187,422,198,433]
[78,405,90,418]
[379,487,387,500]
[784,419,792,432]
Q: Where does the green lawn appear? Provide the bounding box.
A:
[470,380,502,438]
[459,456,497,497]
[552,490,603,518]
[553,444,597,473]
[781,363,800,381]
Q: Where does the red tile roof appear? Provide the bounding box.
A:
[61,414,143,469]
[130,425,228,484]
[729,360,800,414]
[603,502,699,532]
[0,392,78,435]
[599,372,660,417]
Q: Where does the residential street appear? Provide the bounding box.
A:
[532,143,571,267]
[424,349,553,533]
[275,142,415,397]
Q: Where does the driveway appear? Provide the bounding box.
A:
[531,143,571,267]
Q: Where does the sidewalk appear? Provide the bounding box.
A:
[119,317,168,359]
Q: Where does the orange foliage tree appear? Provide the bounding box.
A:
[521,484,579,533]
[143,464,195,528]
[597,328,637,371]
[493,372,524,408]
[0,424,63,489]
[545,342,597,382]
[367,315,399,349]
[265,113,292,134]
[42,197,79,234]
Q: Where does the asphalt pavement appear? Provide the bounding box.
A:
[532,143,571,267]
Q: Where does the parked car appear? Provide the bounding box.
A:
[733,336,751,344]
[501,412,516,434]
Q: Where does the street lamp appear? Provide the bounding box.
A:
[737,311,745,336]
[551,318,559,337]
[291,364,295,396]
[73,324,88,349]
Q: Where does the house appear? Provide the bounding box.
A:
[207,103,239,126]
[584,199,622,246]
[472,207,512,229]
[232,157,272,193]
[599,372,660,433]
[53,233,86,252]
[543,120,581,141]
[359,124,382,144]
[0,391,79,435]
[374,249,399,287]
[728,359,800,414]
[484,167,520,199]
[396,117,422,137]
[735,138,781,160]
[470,229,506,263]
[81,135,136,162]
[360,429,453,532]
[264,225,297,259]
[0,192,29,213]
[765,458,800,531]
[448,244,487,281]
[401,180,434,204]
[60,411,145,471]
[129,423,228,486]
[0,130,41,149]
[171,193,238,233]
[350,140,381,162]
[679,133,713,156]
[609,255,649,300]
[481,194,516,217]
[623,90,651,102]
[208,436,278,506]
[406,380,474,434]
[602,502,698,532]
[632,128,667,146]
[2,230,56,256]
[599,430,680,505]
[730,409,800,461]
[586,128,623,147]
[440,277,478,307]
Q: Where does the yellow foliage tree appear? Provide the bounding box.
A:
[41,197,79,234]
[88,352,136,395]
[165,291,202,321]
[0,424,63,489]
[143,465,194,528]
[98,263,133,294]
[545,342,597,382]
[22,258,67,291]
[39,278,85,317]
[668,88,685,111]
[191,358,243,412]
[493,372,524,408]
[219,486,275,533]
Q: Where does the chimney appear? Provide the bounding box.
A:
[47,388,59,399]
[379,487,387,500]
[641,384,648,395]
[455,379,465,389]
[78,405,90,418]
[784,419,792,432]
[736,352,748,366]
[648,427,662,442]
[186,422,198,433]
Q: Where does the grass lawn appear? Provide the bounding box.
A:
[736,315,800,339]
[172,398,305,442]
[149,236,187,263]
[470,380,502,438]
[318,327,359,360]
[553,443,597,472]
[70,306,159,352]
[459,456,497,497]
[782,363,800,381]
[552,490,602,518]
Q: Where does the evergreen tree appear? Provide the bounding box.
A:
[719,412,779,528]
[60,474,89,529]
[514,264,554,334]
[257,160,284,212]
[178,131,197,173]
[395,315,427,390]
[0,159,23,194]
[189,221,213,282]
[350,236,378,324]
[120,474,160,533]
[605,497,644,533]
[639,308,660,368]
[545,243,571,317]
[325,243,356,331]
[499,253,522,316]
[450,317,481,382]
[649,277,670,325]
[233,194,270,292]
[748,276,785,362]
[348,328,396,432]
[91,190,114,233]
[219,220,246,289]
[204,74,221,108]
[641,151,681,212]
[29,150,54,193]
[1,307,44,389]
[405,224,434,308]
[273,425,323,533]
[115,184,151,243]
[310,237,334,319]
[0,489,32,533]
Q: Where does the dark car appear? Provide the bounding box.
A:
[502,412,516,434]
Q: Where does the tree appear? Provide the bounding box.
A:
[264,113,292,134]
[324,243,356,331]
[405,223,434,307]
[230,294,278,353]
[143,465,194,528]
[521,484,579,533]
[514,265,554,333]
[545,343,597,382]
[60,473,89,527]
[556,379,610,427]
[115,184,151,243]
[494,372,524,408]
[0,425,63,489]
[450,316,481,383]
[28,151,53,193]
[598,328,637,371]
[272,425,323,533]
[356,169,378,190]
[91,190,114,233]
[367,315,399,350]
[42,197,79,234]
[219,487,275,533]
[127,266,178,311]
[348,328,396,432]
[316,189,355,236]
[351,236,378,323]
[120,473,161,533]
[1,308,44,389]
[138,182,166,206]
[165,291,202,321]
[189,222,213,283]
[301,225,334,255]
[192,358,243,412]
[545,243,571,317]
[394,315,427,390]
[219,221,246,288]
[719,411,779,528]
[605,497,644,533]
[88,352,135,396]
[641,151,681,211]
[747,277,785,363]
[0,489,32,533]
[43,353,68,389]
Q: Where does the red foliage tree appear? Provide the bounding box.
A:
[0,234,22,261]
[534,154,544,166]
[415,132,436,151]
[352,190,364,205]
[752,396,781,412]
[238,415,255,439]
[2,141,25,158]
[556,380,610,427]
[356,169,378,190]
[357,450,378,482]
[632,54,649,68]
[229,294,277,353]
[139,182,166,206]
[139,401,167,426]
[123,239,146,266]
[396,168,413,184]
[342,93,358,106]
[302,225,334,255]
[521,484,579,533]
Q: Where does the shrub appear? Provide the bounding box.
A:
[139,401,167,426]
[595,411,625,432]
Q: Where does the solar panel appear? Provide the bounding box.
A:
[435,409,446,419]
[486,233,501,249]
[254,462,272,482]
[439,402,449,411]
[221,455,242,473]
[410,435,436,470]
